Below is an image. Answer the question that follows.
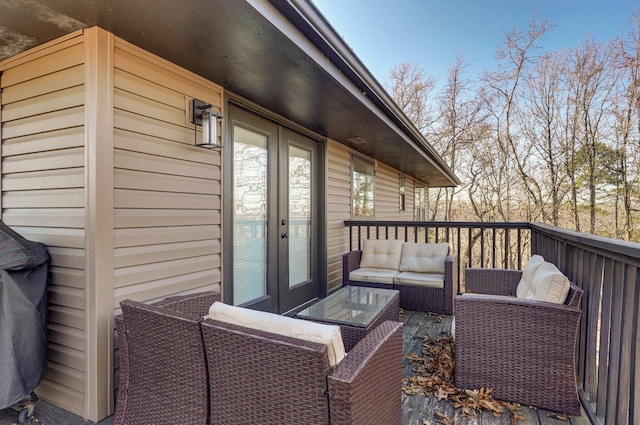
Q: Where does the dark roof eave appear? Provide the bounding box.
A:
[269,0,460,187]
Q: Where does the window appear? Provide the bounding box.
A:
[351,155,374,217]
[415,183,427,221]
[399,175,406,211]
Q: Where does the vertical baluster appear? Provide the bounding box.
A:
[480,228,485,268]
[614,265,637,425]
[604,261,625,424]
[349,224,353,251]
[468,227,473,269]
[517,228,522,269]
[504,228,510,269]
[596,259,614,417]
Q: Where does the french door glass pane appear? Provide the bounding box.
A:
[233,126,268,305]
[288,144,311,287]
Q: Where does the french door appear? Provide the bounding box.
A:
[225,104,321,314]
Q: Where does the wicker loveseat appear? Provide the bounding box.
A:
[115,291,403,425]
[454,257,584,415]
[343,239,458,314]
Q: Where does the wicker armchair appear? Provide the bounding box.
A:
[114,291,220,425]
[201,317,403,425]
[454,268,583,415]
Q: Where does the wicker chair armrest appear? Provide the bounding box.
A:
[153,290,221,317]
[455,292,581,314]
[328,320,403,425]
[343,250,363,285]
[455,293,582,350]
[464,268,522,295]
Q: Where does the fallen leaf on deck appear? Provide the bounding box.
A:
[435,387,449,401]
[547,412,570,421]
[405,335,525,422]
[434,411,456,425]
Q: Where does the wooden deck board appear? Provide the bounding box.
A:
[1,309,590,425]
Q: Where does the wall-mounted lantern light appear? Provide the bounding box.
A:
[192,99,223,149]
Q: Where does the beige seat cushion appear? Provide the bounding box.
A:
[517,259,570,304]
[207,302,346,366]
[349,268,398,285]
[516,254,545,298]
[399,242,449,273]
[359,239,404,270]
[394,271,445,288]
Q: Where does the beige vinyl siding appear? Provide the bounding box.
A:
[112,40,223,306]
[374,162,414,220]
[325,140,425,290]
[0,32,87,415]
[326,140,351,291]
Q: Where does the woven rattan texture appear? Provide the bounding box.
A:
[202,319,333,424]
[328,320,403,425]
[201,317,403,425]
[454,270,583,415]
[114,291,220,425]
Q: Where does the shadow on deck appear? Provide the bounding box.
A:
[1,310,590,425]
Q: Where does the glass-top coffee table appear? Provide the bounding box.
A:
[296,286,400,351]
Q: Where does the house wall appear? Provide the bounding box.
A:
[0,28,223,420]
[112,37,223,305]
[0,31,88,415]
[325,139,420,292]
[1,24,427,420]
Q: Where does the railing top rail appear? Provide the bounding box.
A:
[344,221,531,230]
[531,222,640,262]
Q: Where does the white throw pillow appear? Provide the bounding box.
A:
[399,242,449,273]
[206,302,346,366]
[525,261,571,304]
[359,239,404,270]
[516,254,546,298]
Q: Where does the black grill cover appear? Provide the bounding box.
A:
[0,222,50,409]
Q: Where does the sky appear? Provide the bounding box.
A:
[311,0,639,89]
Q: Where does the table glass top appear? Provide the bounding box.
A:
[297,286,398,327]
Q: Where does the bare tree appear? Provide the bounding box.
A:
[519,50,571,225]
[480,18,554,221]
[430,55,484,220]
[568,37,617,234]
[612,8,640,240]
[386,62,437,135]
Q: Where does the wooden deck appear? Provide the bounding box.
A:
[1,310,590,425]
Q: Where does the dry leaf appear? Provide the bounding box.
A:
[435,387,449,401]
[404,335,526,422]
[434,412,456,425]
[547,412,570,421]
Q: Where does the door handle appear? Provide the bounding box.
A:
[281,232,289,239]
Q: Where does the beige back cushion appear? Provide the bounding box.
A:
[516,254,545,298]
[517,259,571,304]
[359,239,404,270]
[399,242,449,273]
[207,302,346,366]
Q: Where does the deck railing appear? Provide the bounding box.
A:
[344,220,640,425]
